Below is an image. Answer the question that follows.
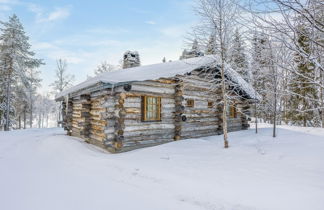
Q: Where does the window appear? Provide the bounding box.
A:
[142,96,161,121]
[229,104,237,118]
[208,101,213,108]
[186,99,194,107]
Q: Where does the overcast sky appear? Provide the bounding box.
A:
[0,0,196,94]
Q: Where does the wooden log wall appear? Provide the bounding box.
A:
[178,73,221,139]
[116,79,176,151]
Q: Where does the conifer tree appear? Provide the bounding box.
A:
[230,29,249,82]
[205,34,216,55]
[250,32,273,122]
[0,14,43,130]
[180,39,204,60]
[287,26,318,126]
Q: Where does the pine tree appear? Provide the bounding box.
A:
[205,34,216,55]
[180,39,204,60]
[0,14,43,130]
[230,29,249,82]
[287,26,318,126]
[25,67,42,128]
[250,32,273,123]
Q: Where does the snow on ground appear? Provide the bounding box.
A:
[0,124,323,210]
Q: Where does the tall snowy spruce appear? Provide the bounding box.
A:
[0,14,43,131]
[229,29,249,82]
[287,26,318,127]
[25,67,42,128]
[250,32,273,123]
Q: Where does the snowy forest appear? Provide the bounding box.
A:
[0,0,323,131]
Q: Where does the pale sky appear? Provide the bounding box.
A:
[0,0,196,94]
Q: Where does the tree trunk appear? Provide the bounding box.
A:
[18,115,21,129]
[220,55,228,148]
[4,59,11,131]
[320,71,324,128]
[255,102,258,134]
[29,92,33,128]
[23,107,26,129]
[38,113,41,128]
[273,91,277,138]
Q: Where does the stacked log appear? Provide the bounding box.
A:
[61,101,66,129]
[102,95,116,149]
[113,92,126,151]
[174,78,184,140]
[64,98,73,135]
[88,95,107,145]
[79,94,91,138]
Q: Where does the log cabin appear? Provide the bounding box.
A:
[55,55,259,152]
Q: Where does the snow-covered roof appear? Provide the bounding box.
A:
[56,55,260,100]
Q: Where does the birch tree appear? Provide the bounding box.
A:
[247,0,324,127]
[94,61,116,75]
[50,58,74,126]
[193,0,242,148]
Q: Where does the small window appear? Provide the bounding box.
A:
[142,96,161,121]
[229,104,237,118]
[208,101,213,108]
[186,99,194,107]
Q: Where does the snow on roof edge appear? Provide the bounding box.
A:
[55,55,260,101]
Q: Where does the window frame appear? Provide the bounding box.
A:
[208,101,213,108]
[141,96,162,122]
[229,104,237,118]
[186,99,194,107]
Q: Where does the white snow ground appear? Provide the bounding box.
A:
[0,124,323,210]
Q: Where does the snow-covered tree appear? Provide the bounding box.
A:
[287,25,319,126]
[50,58,74,126]
[205,34,216,55]
[51,59,74,94]
[94,61,116,75]
[229,29,249,82]
[0,14,43,131]
[180,39,204,60]
[34,93,56,128]
[246,0,324,130]
[193,0,243,148]
[25,67,42,128]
